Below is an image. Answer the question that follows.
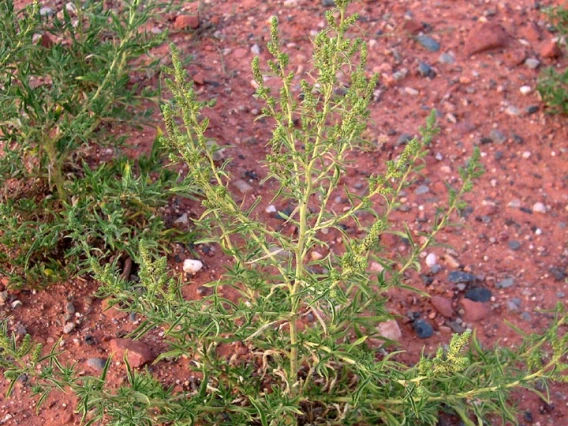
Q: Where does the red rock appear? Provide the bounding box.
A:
[40,33,54,49]
[233,48,248,58]
[460,299,491,322]
[193,72,205,85]
[541,40,562,58]
[101,298,128,320]
[402,19,423,35]
[109,338,155,368]
[503,48,527,68]
[174,14,199,30]
[520,21,541,43]
[431,296,454,318]
[464,22,509,56]
[377,319,402,342]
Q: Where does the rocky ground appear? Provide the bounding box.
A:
[1,0,568,424]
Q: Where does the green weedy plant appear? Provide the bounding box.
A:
[2,0,568,424]
[537,6,568,113]
[0,0,192,285]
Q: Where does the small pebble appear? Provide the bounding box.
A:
[396,133,413,146]
[87,358,107,371]
[311,251,324,261]
[233,179,254,194]
[506,298,521,311]
[413,319,434,338]
[526,105,539,115]
[183,259,203,274]
[418,61,435,78]
[265,205,277,214]
[464,287,492,302]
[508,240,521,251]
[11,300,22,309]
[438,52,455,64]
[63,322,76,334]
[251,44,261,55]
[524,58,540,69]
[414,185,430,195]
[405,87,419,96]
[393,68,408,81]
[425,253,437,267]
[448,271,476,284]
[65,2,77,13]
[174,213,189,226]
[496,278,515,289]
[39,6,54,16]
[550,267,566,281]
[519,85,532,95]
[532,202,547,214]
[505,106,521,116]
[489,129,506,144]
[417,35,440,52]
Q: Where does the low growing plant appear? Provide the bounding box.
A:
[537,6,568,113]
[2,0,568,424]
[0,0,194,285]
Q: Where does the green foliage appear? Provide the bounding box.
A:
[537,6,568,113]
[2,1,568,425]
[0,0,193,286]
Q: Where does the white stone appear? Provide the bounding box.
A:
[63,322,76,334]
[505,105,521,116]
[174,213,189,225]
[232,179,254,194]
[265,204,277,214]
[369,262,384,273]
[425,253,438,268]
[183,259,203,274]
[404,87,419,96]
[311,251,324,261]
[65,2,77,13]
[377,320,402,341]
[532,202,547,214]
[519,85,532,95]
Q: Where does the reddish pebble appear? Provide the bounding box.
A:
[109,338,155,368]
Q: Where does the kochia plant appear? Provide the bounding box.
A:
[2,1,568,425]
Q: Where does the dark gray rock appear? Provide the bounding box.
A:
[414,185,430,195]
[465,287,492,302]
[87,358,107,371]
[496,278,515,289]
[550,267,566,281]
[418,61,435,78]
[489,129,507,144]
[417,35,440,52]
[396,133,413,146]
[413,319,434,338]
[508,240,521,251]
[448,271,476,284]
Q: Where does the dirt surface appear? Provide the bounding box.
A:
[1,0,568,424]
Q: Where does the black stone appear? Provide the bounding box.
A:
[550,267,566,281]
[413,319,434,338]
[465,287,492,302]
[448,271,476,284]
